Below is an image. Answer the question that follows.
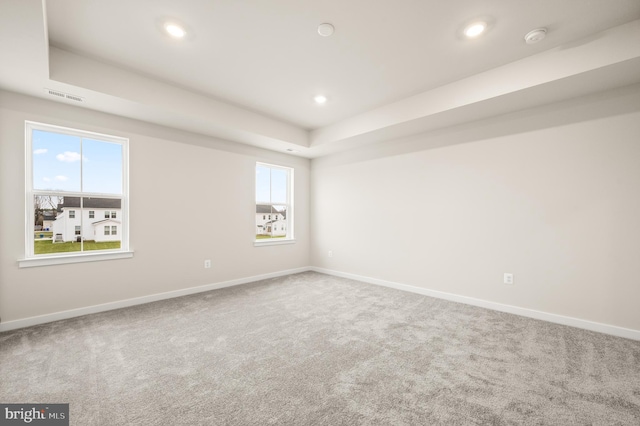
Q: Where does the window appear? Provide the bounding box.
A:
[255,162,293,243]
[104,225,110,236]
[22,121,131,267]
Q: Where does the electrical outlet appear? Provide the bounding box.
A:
[504,273,514,285]
[328,250,333,258]
[204,259,211,269]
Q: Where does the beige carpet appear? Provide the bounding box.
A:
[1,271,639,425]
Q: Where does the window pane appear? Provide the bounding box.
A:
[32,130,81,192]
[272,205,287,238]
[271,168,288,204]
[83,197,122,251]
[82,139,123,194]
[33,195,71,254]
[255,205,288,240]
[34,195,81,255]
[256,164,271,203]
[256,204,271,239]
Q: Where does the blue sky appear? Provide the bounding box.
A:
[32,130,122,194]
[256,165,287,205]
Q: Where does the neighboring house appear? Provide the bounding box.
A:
[52,197,122,242]
[42,210,56,231]
[255,204,287,236]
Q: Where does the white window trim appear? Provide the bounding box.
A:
[18,251,134,268]
[21,121,132,267]
[254,162,294,245]
[254,239,296,247]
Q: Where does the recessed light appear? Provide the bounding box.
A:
[464,22,487,38]
[286,148,299,153]
[314,95,327,104]
[318,23,335,37]
[165,23,186,38]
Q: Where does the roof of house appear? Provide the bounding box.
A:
[61,197,121,209]
[256,204,287,217]
[256,204,277,214]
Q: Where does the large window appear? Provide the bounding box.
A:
[255,163,293,243]
[22,121,130,267]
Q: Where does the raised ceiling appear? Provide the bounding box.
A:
[1,0,640,157]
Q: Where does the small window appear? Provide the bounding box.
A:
[89,210,94,218]
[111,211,116,219]
[69,210,75,218]
[105,211,110,219]
[75,226,81,235]
[104,225,110,235]
[111,226,117,235]
[255,163,293,243]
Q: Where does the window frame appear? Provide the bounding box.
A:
[20,121,133,268]
[254,162,294,246]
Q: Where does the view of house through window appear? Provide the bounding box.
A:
[255,163,293,241]
[27,122,128,257]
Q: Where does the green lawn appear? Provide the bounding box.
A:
[34,240,121,254]
[34,231,53,239]
[256,235,286,240]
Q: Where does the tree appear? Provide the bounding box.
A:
[33,195,62,227]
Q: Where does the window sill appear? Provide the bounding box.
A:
[254,239,296,247]
[18,250,134,268]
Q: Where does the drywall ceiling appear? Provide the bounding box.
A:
[1,0,639,157]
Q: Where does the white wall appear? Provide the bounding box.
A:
[0,90,310,325]
[2,84,639,334]
[311,84,640,332]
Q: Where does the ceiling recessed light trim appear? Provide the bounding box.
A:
[314,95,328,104]
[164,22,186,38]
[464,22,487,38]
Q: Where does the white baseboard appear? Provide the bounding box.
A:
[310,267,640,341]
[4,266,638,341]
[0,267,311,333]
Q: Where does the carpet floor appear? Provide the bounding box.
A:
[1,271,639,425]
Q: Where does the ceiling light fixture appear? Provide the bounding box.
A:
[314,95,328,104]
[464,22,487,38]
[318,23,335,37]
[524,28,547,44]
[165,23,186,38]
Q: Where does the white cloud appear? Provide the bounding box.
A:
[43,177,52,182]
[34,148,48,155]
[54,175,69,181]
[56,151,87,162]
